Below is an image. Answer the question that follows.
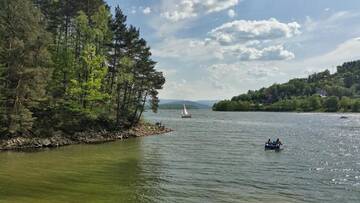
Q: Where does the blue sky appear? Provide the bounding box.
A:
[106,0,360,100]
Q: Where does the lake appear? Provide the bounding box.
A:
[0,110,360,202]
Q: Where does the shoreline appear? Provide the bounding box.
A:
[212,110,355,113]
[0,122,172,151]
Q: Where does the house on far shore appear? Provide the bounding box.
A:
[316,88,328,98]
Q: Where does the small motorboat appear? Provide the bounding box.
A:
[265,143,281,150]
[340,116,348,119]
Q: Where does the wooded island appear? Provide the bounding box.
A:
[0,0,167,149]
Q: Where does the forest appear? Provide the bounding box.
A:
[213,60,360,112]
[0,0,165,138]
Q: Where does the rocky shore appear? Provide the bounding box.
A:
[0,122,172,151]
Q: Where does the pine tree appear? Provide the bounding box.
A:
[107,7,166,126]
[107,6,127,94]
[0,1,165,137]
[0,0,51,136]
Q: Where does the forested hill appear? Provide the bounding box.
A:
[159,101,210,109]
[0,0,165,138]
[213,61,360,112]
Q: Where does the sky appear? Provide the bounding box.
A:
[106,0,360,100]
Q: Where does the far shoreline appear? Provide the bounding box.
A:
[160,108,357,114]
[211,110,357,113]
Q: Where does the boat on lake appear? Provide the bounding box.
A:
[181,104,192,118]
[265,143,282,150]
[265,139,283,150]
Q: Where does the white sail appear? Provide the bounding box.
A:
[181,104,191,118]
[183,104,188,115]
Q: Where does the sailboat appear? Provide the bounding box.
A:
[181,104,192,118]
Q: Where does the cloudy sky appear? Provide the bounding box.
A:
[106,0,360,100]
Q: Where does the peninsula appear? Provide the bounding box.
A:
[0,0,169,150]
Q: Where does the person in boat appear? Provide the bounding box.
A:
[275,138,282,145]
[266,139,271,144]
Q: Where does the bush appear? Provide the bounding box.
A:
[323,96,339,112]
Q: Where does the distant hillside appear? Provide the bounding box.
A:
[213,60,360,112]
[196,100,219,107]
[159,100,210,109]
[159,99,182,105]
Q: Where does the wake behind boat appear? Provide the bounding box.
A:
[181,104,192,118]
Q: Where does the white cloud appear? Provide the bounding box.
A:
[328,11,353,22]
[152,38,223,61]
[203,0,239,13]
[323,37,360,59]
[293,37,360,72]
[296,10,360,54]
[199,18,301,61]
[307,11,360,30]
[161,0,240,22]
[143,7,152,15]
[206,62,284,94]
[209,18,301,44]
[203,18,300,61]
[161,0,198,22]
[248,66,280,78]
[208,63,240,90]
[327,11,360,28]
[208,63,280,80]
[157,35,360,100]
[238,37,360,91]
[151,5,360,99]
[160,78,221,100]
[224,44,295,61]
[228,9,236,18]
[153,36,296,62]
[260,45,295,60]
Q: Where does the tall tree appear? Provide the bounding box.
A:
[68,44,108,109]
[0,1,165,138]
[0,0,51,136]
[108,7,130,125]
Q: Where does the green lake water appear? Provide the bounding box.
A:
[0,110,360,202]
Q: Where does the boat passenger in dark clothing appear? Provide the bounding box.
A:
[275,138,282,145]
[266,139,271,144]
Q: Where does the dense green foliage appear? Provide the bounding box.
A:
[0,0,165,138]
[213,61,360,112]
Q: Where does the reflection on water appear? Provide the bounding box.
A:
[0,110,360,202]
[143,110,360,203]
[0,139,158,203]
